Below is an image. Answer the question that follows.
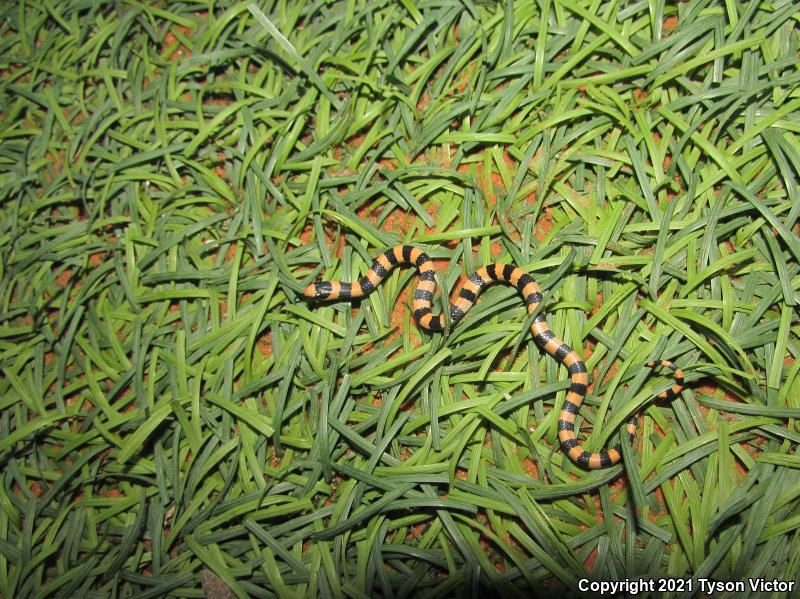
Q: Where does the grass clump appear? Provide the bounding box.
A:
[0,0,799,597]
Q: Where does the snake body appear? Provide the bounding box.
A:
[303,245,684,469]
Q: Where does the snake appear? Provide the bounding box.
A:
[303,244,684,469]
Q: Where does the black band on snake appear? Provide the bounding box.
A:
[303,245,684,469]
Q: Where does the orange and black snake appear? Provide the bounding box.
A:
[303,245,684,469]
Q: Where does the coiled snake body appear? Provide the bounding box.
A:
[304,245,684,469]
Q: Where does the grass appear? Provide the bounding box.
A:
[0,0,799,597]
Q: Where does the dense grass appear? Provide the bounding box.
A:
[1,0,799,597]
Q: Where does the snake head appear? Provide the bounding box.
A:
[303,281,333,299]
